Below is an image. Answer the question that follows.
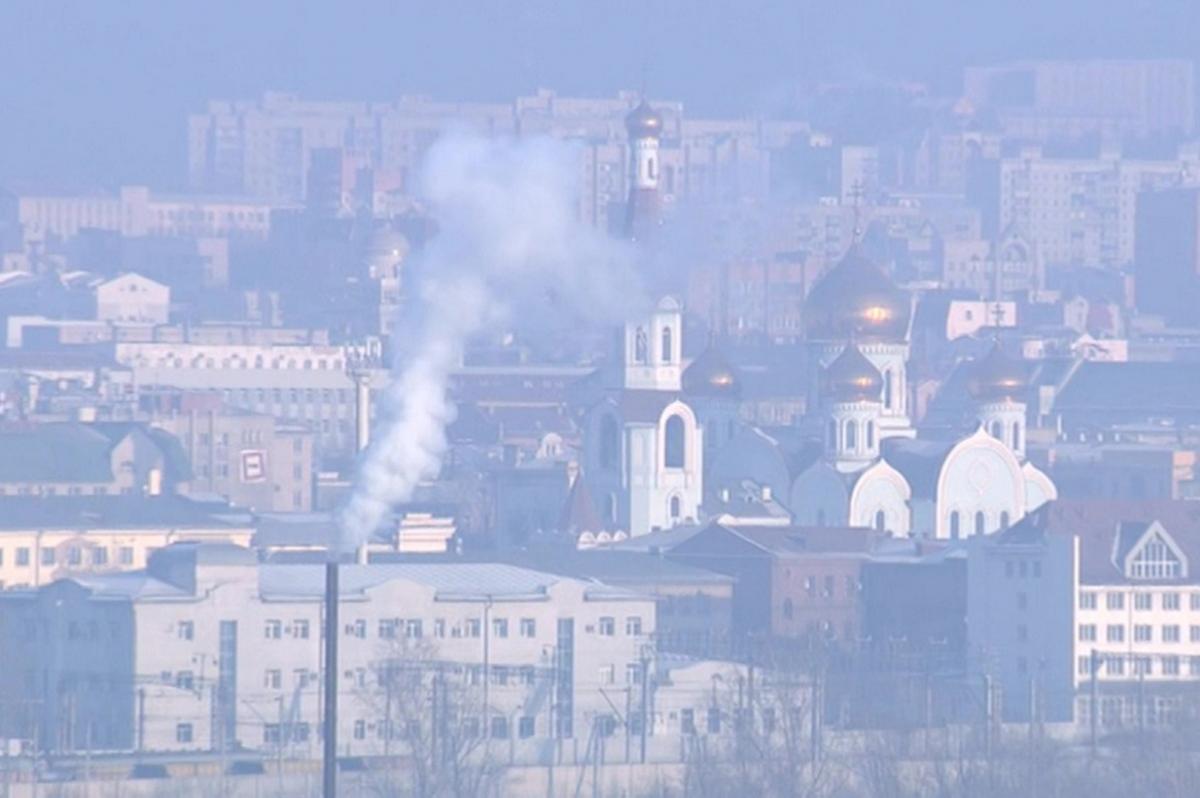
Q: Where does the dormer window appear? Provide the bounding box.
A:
[1125,522,1187,580]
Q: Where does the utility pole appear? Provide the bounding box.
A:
[639,647,650,764]
[277,695,285,797]
[1089,648,1099,755]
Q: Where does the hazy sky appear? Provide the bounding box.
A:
[1,0,1196,187]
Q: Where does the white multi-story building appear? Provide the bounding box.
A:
[0,543,657,758]
[967,500,1200,728]
[0,185,284,246]
[996,148,1200,269]
[110,340,383,454]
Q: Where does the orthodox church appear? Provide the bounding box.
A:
[709,246,1057,540]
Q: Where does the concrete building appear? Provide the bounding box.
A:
[964,60,1196,140]
[0,543,657,758]
[0,495,253,589]
[91,272,170,325]
[967,500,1200,728]
[0,185,282,246]
[1134,186,1200,323]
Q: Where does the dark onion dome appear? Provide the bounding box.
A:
[967,343,1028,401]
[625,101,664,139]
[682,345,742,399]
[824,343,884,402]
[804,246,911,341]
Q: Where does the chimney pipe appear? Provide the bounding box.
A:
[322,559,339,798]
[147,468,163,497]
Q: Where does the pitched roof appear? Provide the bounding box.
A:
[1054,362,1200,416]
[558,476,605,535]
[1004,500,1200,584]
[0,423,117,482]
[0,495,246,530]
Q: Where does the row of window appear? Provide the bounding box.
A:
[1078,654,1200,677]
[1079,623,1199,644]
[261,615,645,641]
[0,485,119,498]
[137,356,346,371]
[1078,590,1198,611]
[0,545,137,568]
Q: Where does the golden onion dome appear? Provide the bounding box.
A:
[625,101,664,139]
[824,343,884,402]
[804,246,910,341]
[682,344,741,399]
[967,343,1028,401]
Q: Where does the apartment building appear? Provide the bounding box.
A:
[0,495,253,589]
[0,543,656,758]
[967,499,1200,728]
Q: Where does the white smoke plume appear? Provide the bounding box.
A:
[338,134,642,548]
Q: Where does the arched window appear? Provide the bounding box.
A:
[874,510,886,532]
[990,420,1003,439]
[950,511,961,539]
[647,157,657,181]
[599,415,619,469]
[664,415,686,468]
[1001,511,1011,530]
[782,598,794,620]
[1012,423,1022,452]
[883,370,893,410]
[845,420,858,450]
[669,496,681,519]
[866,421,875,449]
[634,327,647,363]
[975,511,986,536]
[661,326,673,363]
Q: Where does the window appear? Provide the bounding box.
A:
[664,415,686,468]
[16,547,29,566]
[178,621,194,641]
[1134,593,1152,611]
[1163,656,1181,676]
[1079,591,1097,610]
[681,709,696,735]
[661,326,673,363]
[379,619,398,639]
[41,549,56,566]
[293,620,309,639]
[598,617,615,636]
[1192,626,1200,643]
[669,495,682,519]
[1192,593,1200,611]
[119,547,134,565]
[93,547,108,566]
[874,510,886,532]
[265,619,282,639]
[626,663,643,684]
[1106,592,1125,611]
[1134,625,1152,643]
[434,619,446,638]
[353,720,366,740]
[347,619,366,638]
[176,723,194,744]
[1107,656,1125,676]
[599,665,615,685]
[1134,657,1152,676]
[519,716,535,738]
[492,618,508,639]
[1163,625,1181,643]
[866,421,875,449]
[626,616,643,636]
[405,619,422,639]
[707,708,722,734]
[1163,592,1181,611]
[466,619,481,638]
[264,669,281,689]
[520,618,536,638]
[1192,657,1200,677]
[1017,592,1028,610]
[1107,625,1125,643]
[950,512,961,539]
[783,598,794,620]
[974,512,986,536]
[1078,656,1092,676]
[175,671,194,691]
[845,420,857,449]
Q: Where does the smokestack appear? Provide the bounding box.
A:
[356,543,369,565]
[354,371,371,452]
[322,558,339,798]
